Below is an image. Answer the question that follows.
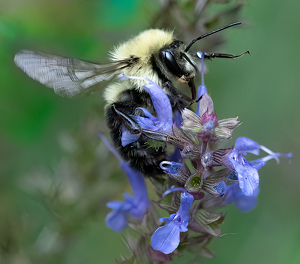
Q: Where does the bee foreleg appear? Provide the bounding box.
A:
[164,81,192,110]
[112,104,142,135]
[143,129,186,150]
[202,51,250,60]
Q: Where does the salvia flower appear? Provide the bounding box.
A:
[105,161,150,231]
[218,137,292,196]
[223,182,260,212]
[98,133,149,232]
[151,188,194,254]
[160,161,190,184]
[119,74,172,146]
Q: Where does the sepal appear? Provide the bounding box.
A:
[194,209,225,237]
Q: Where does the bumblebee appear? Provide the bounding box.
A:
[14,22,247,177]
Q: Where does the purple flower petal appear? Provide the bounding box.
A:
[105,204,130,232]
[151,218,181,254]
[235,137,260,155]
[142,80,172,132]
[247,159,266,170]
[136,107,158,122]
[98,132,122,161]
[162,186,187,197]
[224,183,259,212]
[197,84,207,98]
[160,161,184,176]
[225,137,291,197]
[99,133,149,231]
[234,161,259,196]
[234,188,259,212]
[134,115,160,130]
[121,125,140,147]
[160,215,175,223]
[99,134,149,229]
[120,162,149,220]
[120,74,172,135]
[196,52,207,115]
[106,200,131,210]
[174,110,183,128]
[177,192,194,218]
[249,151,293,166]
[130,108,160,131]
[151,190,194,254]
[167,147,183,163]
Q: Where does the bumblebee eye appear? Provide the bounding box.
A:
[159,49,182,77]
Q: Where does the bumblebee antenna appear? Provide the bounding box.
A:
[184,22,242,52]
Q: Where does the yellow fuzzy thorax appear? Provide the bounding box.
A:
[110,29,174,61]
[103,29,175,104]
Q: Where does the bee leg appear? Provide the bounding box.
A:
[112,104,142,136]
[165,81,192,102]
[106,95,168,177]
[203,51,250,60]
[142,130,169,142]
[143,129,186,150]
[164,81,192,110]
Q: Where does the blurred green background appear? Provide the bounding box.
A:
[0,0,299,263]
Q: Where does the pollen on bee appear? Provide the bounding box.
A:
[178,76,188,83]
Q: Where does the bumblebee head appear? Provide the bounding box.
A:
[158,40,197,84]
[156,22,242,100]
[154,39,197,100]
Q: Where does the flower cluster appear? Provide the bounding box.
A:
[100,54,292,263]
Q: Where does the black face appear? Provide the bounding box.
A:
[158,41,191,78]
[157,40,198,100]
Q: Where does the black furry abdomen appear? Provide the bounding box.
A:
[106,88,166,177]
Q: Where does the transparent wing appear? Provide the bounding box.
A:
[14,50,136,97]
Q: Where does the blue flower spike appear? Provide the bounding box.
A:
[151,188,194,254]
[99,61,292,259]
[99,133,149,232]
[226,137,293,196]
[119,74,173,146]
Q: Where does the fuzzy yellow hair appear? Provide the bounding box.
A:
[104,29,174,104]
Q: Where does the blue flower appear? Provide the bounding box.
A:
[151,188,194,254]
[173,109,183,128]
[105,161,149,232]
[159,161,188,184]
[160,161,184,177]
[224,137,292,196]
[223,182,260,212]
[119,75,173,146]
[120,125,140,147]
[98,133,149,232]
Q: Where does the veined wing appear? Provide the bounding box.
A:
[14,50,138,97]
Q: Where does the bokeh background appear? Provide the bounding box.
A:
[1,0,300,263]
